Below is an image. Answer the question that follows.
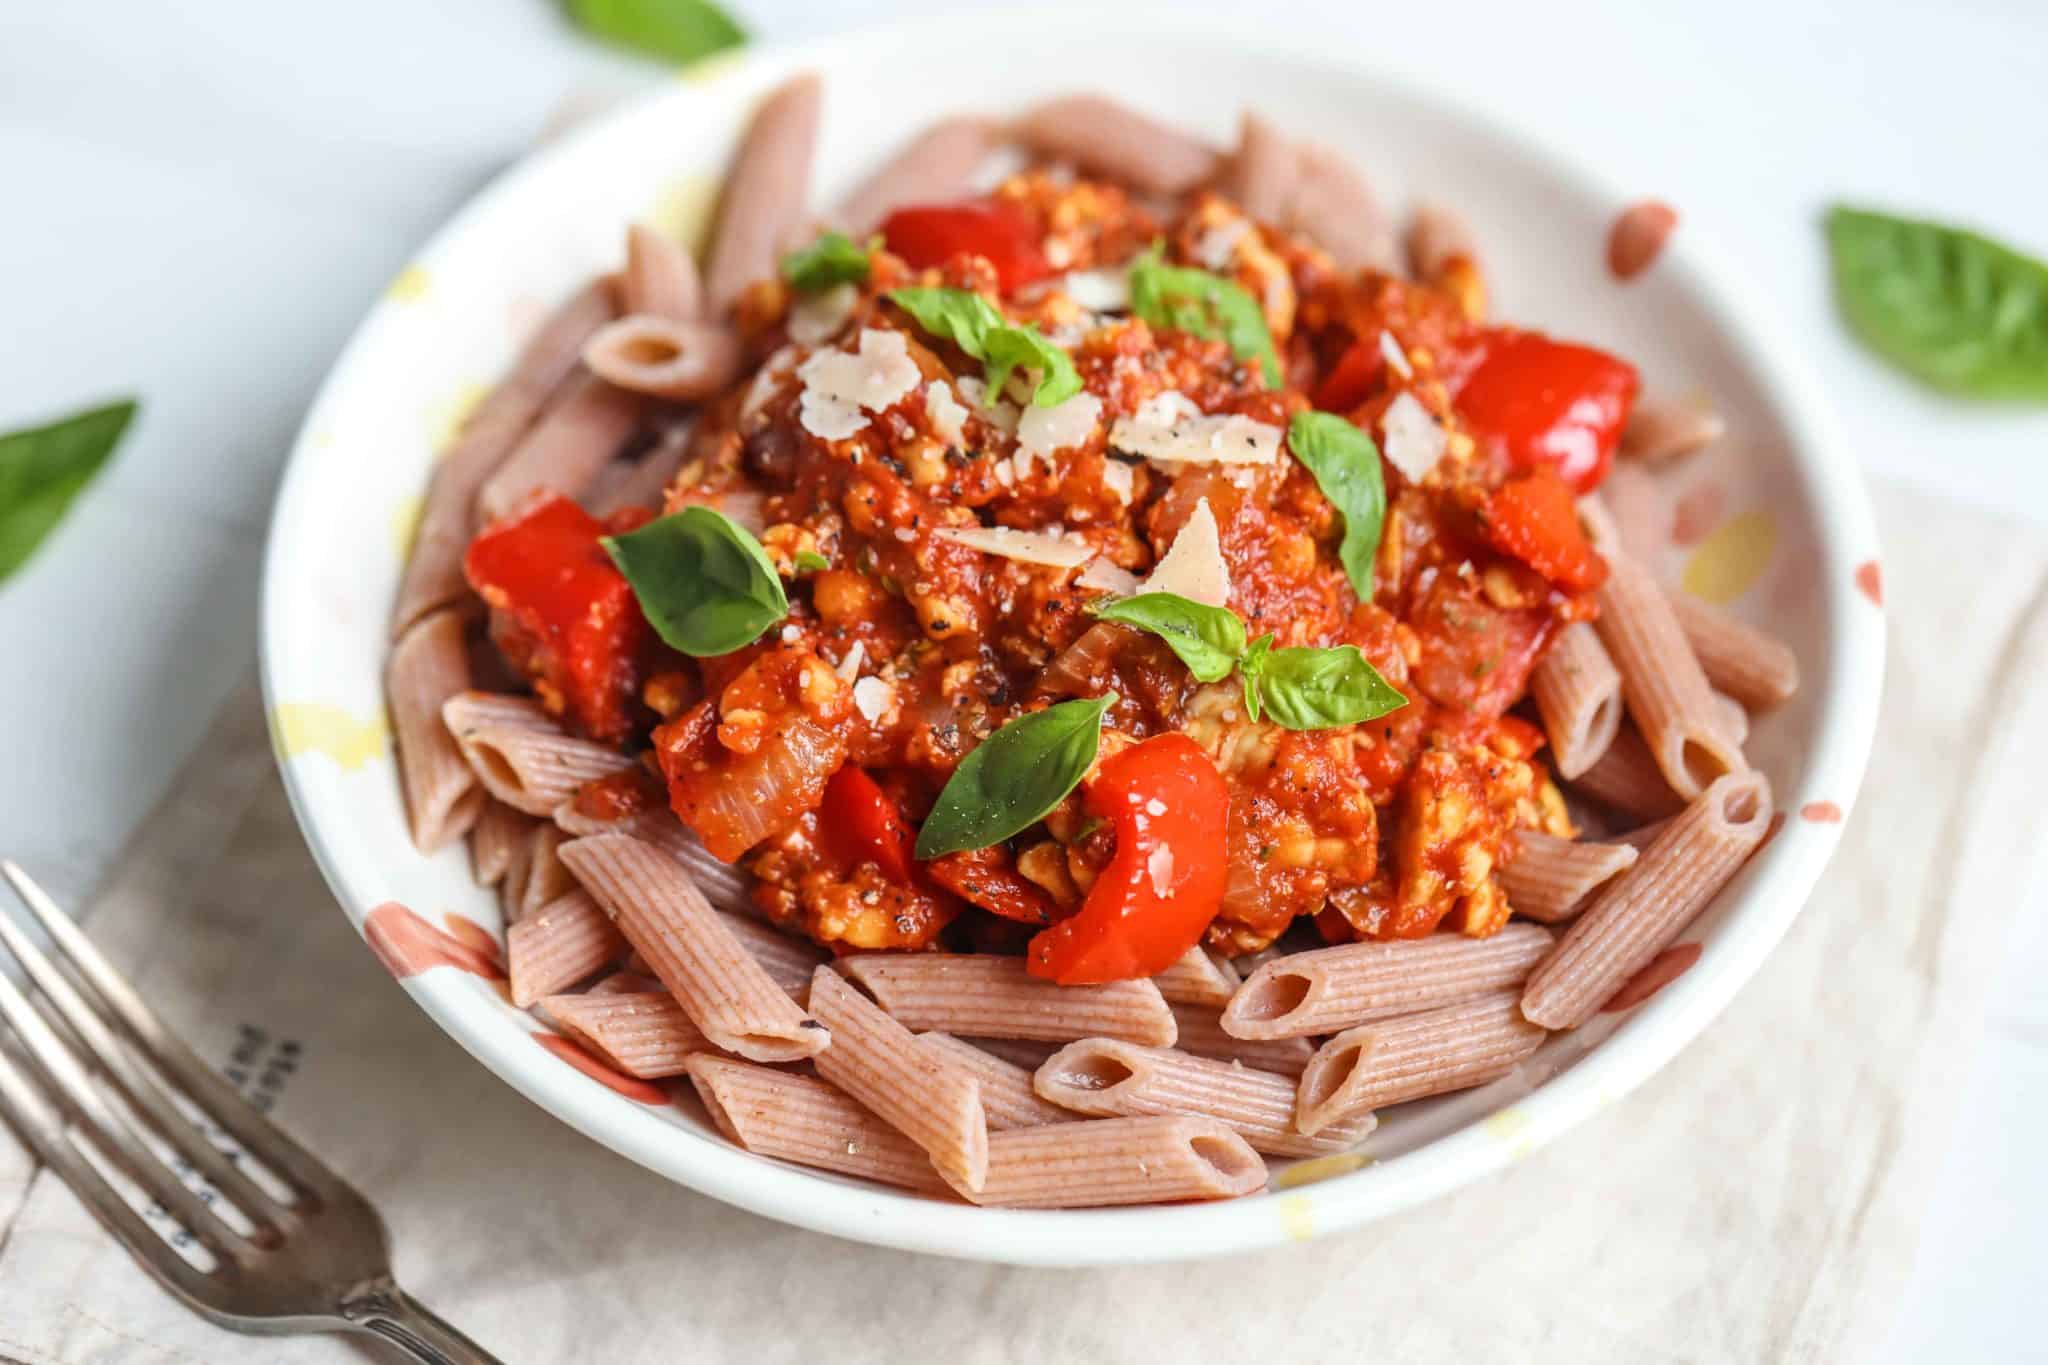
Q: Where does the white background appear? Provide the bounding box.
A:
[1,0,2043,1356]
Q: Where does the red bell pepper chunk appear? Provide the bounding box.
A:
[1313,337,1384,413]
[1026,734,1232,985]
[1481,471,1608,594]
[880,200,1051,295]
[926,846,1062,927]
[1454,329,1639,494]
[819,765,917,885]
[463,493,649,743]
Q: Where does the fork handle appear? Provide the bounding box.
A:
[339,1280,505,1364]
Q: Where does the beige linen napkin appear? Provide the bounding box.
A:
[1,482,2041,1365]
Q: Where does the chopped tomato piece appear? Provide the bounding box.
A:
[881,200,1052,294]
[1454,329,1638,493]
[1313,337,1384,413]
[1481,471,1608,594]
[926,846,1062,927]
[819,765,916,884]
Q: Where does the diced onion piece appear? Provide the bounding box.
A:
[1381,391,1447,483]
[1110,393,1281,466]
[1195,219,1249,269]
[1076,556,1141,595]
[1379,330,1413,379]
[851,675,896,724]
[834,640,866,683]
[788,282,860,346]
[1138,497,1230,606]
[797,328,921,441]
[924,380,968,447]
[717,490,766,534]
[1059,266,1132,312]
[932,525,1095,569]
[1017,391,1103,465]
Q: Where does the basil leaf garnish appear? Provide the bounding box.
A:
[603,506,787,656]
[782,231,871,294]
[792,550,830,573]
[1826,205,2048,400]
[1241,641,1408,731]
[1239,632,1274,723]
[0,399,137,584]
[1127,245,1282,386]
[564,0,745,64]
[1288,411,1386,599]
[1089,592,1246,683]
[913,694,1114,859]
[887,286,1081,406]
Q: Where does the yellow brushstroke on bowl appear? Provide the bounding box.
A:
[647,173,720,260]
[1680,509,1777,606]
[390,495,425,561]
[385,265,432,303]
[428,381,490,458]
[273,703,390,771]
[1483,1107,1536,1161]
[1276,1193,1316,1242]
[1273,1152,1369,1190]
[678,50,746,86]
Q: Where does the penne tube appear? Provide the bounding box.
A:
[832,116,1001,232]
[810,968,988,1191]
[916,1033,1076,1130]
[1035,1039,1374,1157]
[1222,923,1554,1041]
[683,1055,950,1194]
[1167,1002,1314,1079]
[473,371,643,526]
[387,608,484,853]
[717,911,827,998]
[1014,95,1220,195]
[1212,111,1298,222]
[1522,770,1773,1029]
[1713,691,1750,748]
[1531,622,1624,780]
[1669,591,1801,710]
[956,1115,1267,1208]
[1586,464,1662,565]
[585,417,693,517]
[582,316,744,402]
[1288,141,1395,271]
[1151,945,1241,1009]
[584,970,664,996]
[392,277,614,639]
[1621,394,1724,464]
[1295,990,1547,1134]
[442,692,636,816]
[620,222,702,321]
[508,889,627,1007]
[1405,200,1479,283]
[469,801,535,888]
[1609,817,1672,852]
[543,990,718,1077]
[960,1036,1060,1071]
[838,954,1176,1047]
[705,73,823,314]
[552,795,755,914]
[1569,719,1686,821]
[558,833,827,1062]
[501,820,535,918]
[1497,832,1639,924]
[517,823,576,923]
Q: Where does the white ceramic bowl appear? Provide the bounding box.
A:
[260,10,1885,1264]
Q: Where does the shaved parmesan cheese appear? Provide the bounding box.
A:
[788,282,860,346]
[1060,267,1132,312]
[1077,556,1141,595]
[1138,497,1230,606]
[1379,330,1413,379]
[834,640,866,683]
[1381,391,1448,483]
[1101,459,1136,504]
[924,380,968,447]
[933,525,1095,569]
[1017,391,1102,464]
[1195,219,1249,270]
[955,375,1019,434]
[797,329,921,442]
[852,675,896,724]
[1110,392,1283,467]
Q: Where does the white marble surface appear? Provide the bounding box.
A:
[1,0,2043,1356]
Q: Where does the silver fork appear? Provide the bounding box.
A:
[0,861,501,1363]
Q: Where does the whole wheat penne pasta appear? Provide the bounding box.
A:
[1222,922,1553,1041]
[1405,200,1478,283]
[1621,394,1724,464]
[1587,466,1662,565]
[1151,945,1241,1008]
[559,833,827,1062]
[1609,817,1672,851]
[833,116,1000,232]
[585,970,664,996]
[1569,718,1686,820]
[1212,111,1298,222]
[553,799,755,914]
[620,222,702,321]
[838,954,1176,1047]
[705,73,823,314]
[1167,1002,1314,1079]
[1014,95,1220,195]
[517,823,576,923]
[582,316,744,402]
[470,801,535,887]
[1590,537,1745,801]
[810,968,987,1190]
[1295,990,1547,1134]
[1522,770,1772,1029]
[1497,833,1639,924]
[1713,690,1750,747]
[544,991,718,1077]
[957,1115,1267,1208]
[391,277,613,639]
[508,890,627,1007]
[473,371,643,526]
[1669,591,1800,710]
[718,912,827,998]
[683,1055,950,1194]
[1531,622,1624,779]
[501,820,535,916]
[961,1036,1060,1071]
[442,692,636,815]
[586,417,693,517]
[916,1033,1075,1130]
[1036,1039,1373,1157]
[1288,141,1395,271]
[387,608,484,853]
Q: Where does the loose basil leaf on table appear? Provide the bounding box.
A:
[1288,411,1386,599]
[887,286,1082,407]
[1088,591,1246,683]
[913,694,1115,859]
[1127,245,1282,386]
[563,0,746,64]
[0,399,138,584]
[1825,205,2048,400]
[603,506,787,656]
[1241,638,1408,731]
[782,231,871,293]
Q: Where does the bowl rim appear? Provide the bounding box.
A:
[259,6,1886,1264]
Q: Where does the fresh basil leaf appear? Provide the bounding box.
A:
[1127,245,1282,386]
[1244,643,1407,731]
[913,694,1114,859]
[886,286,1080,406]
[1826,205,2048,400]
[792,550,830,573]
[1288,411,1386,598]
[782,232,871,294]
[603,506,787,656]
[563,0,745,64]
[1089,592,1246,683]
[0,399,137,584]
[1239,632,1274,723]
